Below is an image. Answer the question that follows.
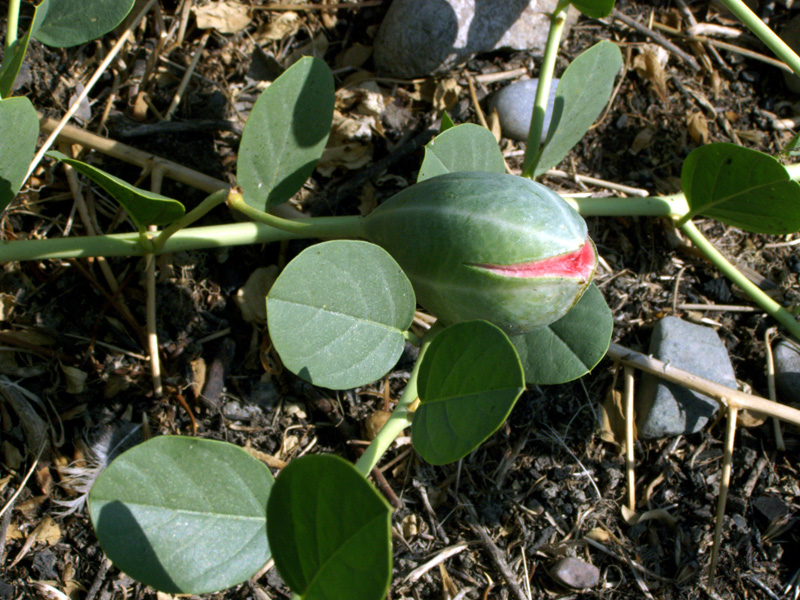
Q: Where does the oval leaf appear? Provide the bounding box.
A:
[267,454,392,600]
[417,123,506,182]
[0,97,39,213]
[412,320,525,465]
[510,283,612,385]
[47,151,185,230]
[679,142,800,234]
[267,240,415,389]
[237,56,334,209]
[89,436,274,594]
[33,0,135,47]
[532,40,622,176]
[570,0,616,18]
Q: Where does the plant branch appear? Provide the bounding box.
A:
[354,339,430,478]
[679,220,800,342]
[6,0,20,51]
[521,5,567,178]
[606,342,800,426]
[717,0,800,78]
[152,188,229,252]
[226,191,366,239]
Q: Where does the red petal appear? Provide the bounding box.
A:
[475,237,596,280]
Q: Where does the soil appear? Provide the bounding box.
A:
[2,1,800,599]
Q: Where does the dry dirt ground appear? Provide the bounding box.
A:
[2,1,800,599]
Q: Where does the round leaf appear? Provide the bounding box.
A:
[237,57,334,209]
[267,455,392,600]
[532,41,622,176]
[680,142,800,234]
[510,283,612,385]
[417,123,506,182]
[33,0,135,48]
[412,320,525,465]
[267,240,415,389]
[89,436,274,594]
[0,97,39,213]
[47,151,185,230]
[570,0,616,18]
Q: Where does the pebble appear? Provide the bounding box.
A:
[635,317,737,439]
[549,557,600,590]
[222,400,259,421]
[488,78,558,142]
[773,340,800,404]
[373,0,577,78]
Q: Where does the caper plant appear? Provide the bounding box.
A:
[4,0,800,598]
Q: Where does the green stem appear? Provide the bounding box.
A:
[152,188,229,253]
[354,338,431,478]
[717,0,800,79]
[0,221,307,261]
[521,4,568,178]
[6,0,20,50]
[227,192,365,239]
[565,192,688,218]
[680,220,800,341]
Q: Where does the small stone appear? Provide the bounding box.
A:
[251,378,280,409]
[636,317,737,438]
[753,496,789,522]
[773,340,800,404]
[550,557,600,590]
[488,78,558,142]
[374,0,578,78]
[222,400,258,421]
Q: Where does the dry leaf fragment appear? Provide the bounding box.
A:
[632,46,669,102]
[621,504,678,527]
[61,364,87,394]
[257,11,301,41]
[364,409,392,441]
[687,111,709,144]
[433,78,461,112]
[629,127,655,155]
[0,293,16,320]
[337,43,372,70]
[194,0,252,34]
[358,182,377,216]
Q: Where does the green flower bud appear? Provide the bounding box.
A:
[363,172,596,334]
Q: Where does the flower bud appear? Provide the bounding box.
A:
[363,172,596,334]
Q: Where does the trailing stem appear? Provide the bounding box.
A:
[718,0,800,78]
[226,191,366,240]
[679,220,800,342]
[354,338,431,478]
[152,188,229,252]
[6,0,20,51]
[521,2,569,177]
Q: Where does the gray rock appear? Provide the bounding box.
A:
[550,557,600,590]
[488,78,558,142]
[374,0,578,78]
[636,317,737,439]
[222,399,259,421]
[773,340,800,404]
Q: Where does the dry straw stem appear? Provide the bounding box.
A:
[606,342,800,427]
[708,404,738,591]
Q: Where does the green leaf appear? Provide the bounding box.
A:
[417,124,505,183]
[0,97,39,213]
[33,0,135,47]
[412,321,525,465]
[89,436,274,595]
[267,240,415,389]
[267,454,392,600]
[679,142,800,234]
[510,283,612,385]
[533,41,622,176]
[570,0,616,18]
[47,151,185,230]
[440,111,456,132]
[237,57,334,209]
[0,0,49,98]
